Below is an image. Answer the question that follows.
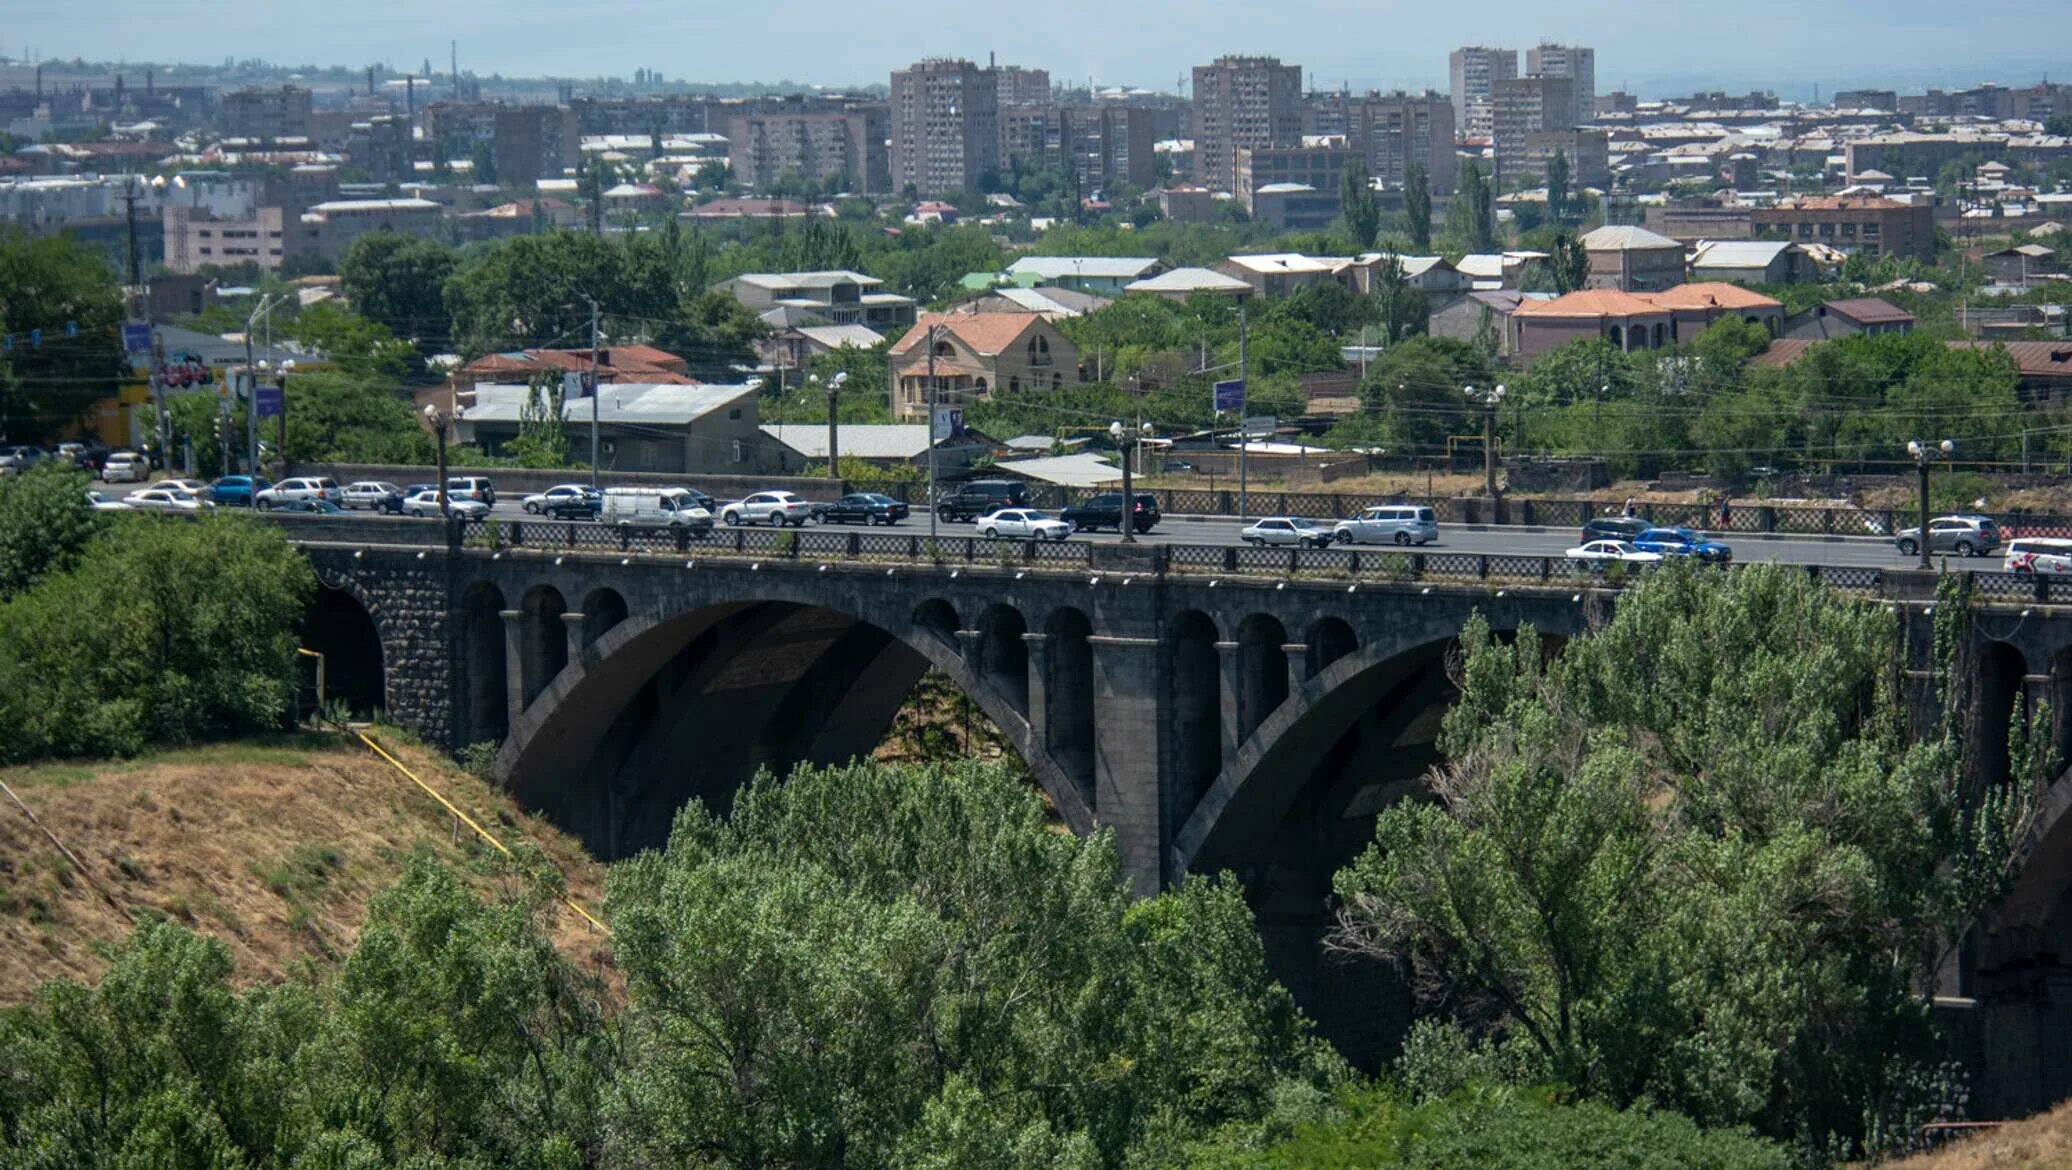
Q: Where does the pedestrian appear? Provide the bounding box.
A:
[1622,497,1635,518]
[1719,495,1732,529]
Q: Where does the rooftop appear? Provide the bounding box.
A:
[1820,297,1915,325]
[1580,224,1683,251]
[992,452,1123,488]
[760,424,939,460]
[889,311,1048,357]
[1006,256,1164,280]
[1512,289,1672,318]
[1125,266,1253,294]
[461,381,756,426]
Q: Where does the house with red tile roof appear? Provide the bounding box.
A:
[1510,283,1784,363]
[452,345,693,392]
[888,311,1081,419]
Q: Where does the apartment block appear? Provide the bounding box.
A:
[293,198,445,263]
[999,105,1159,192]
[1234,144,1352,213]
[1833,88,1899,111]
[570,95,713,135]
[345,115,413,183]
[1491,74,1576,186]
[1191,55,1304,194]
[222,85,313,140]
[727,101,889,193]
[1448,46,1518,140]
[1525,43,1595,129]
[993,65,1052,108]
[890,58,1001,197]
[1511,129,1611,188]
[425,101,578,184]
[1351,91,1457,193]
[162,205,290,274]
[1751,195,1935,263]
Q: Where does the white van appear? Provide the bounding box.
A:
[2005,537,2072,574]
[1332,505,1440,546]
[601,487,714,532]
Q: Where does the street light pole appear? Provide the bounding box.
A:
[1469,383,1506,499]
[1110,420,1152,544]
[823,370,848,481]
[426,405,451,518]
[1237,299,1249,521]
[586,296,601,491]
[1908,438,1953,572]
[925,323,941,548]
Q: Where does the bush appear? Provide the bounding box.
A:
[0,512,314,762]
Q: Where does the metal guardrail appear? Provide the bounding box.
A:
[264,513,2072,604]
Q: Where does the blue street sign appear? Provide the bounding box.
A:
[1213,378,1245,414]
[122,323,153,353]
[255,386,283,419]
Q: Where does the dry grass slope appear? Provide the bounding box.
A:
[1871,1102,2072,1170]
[0,730,611,1002]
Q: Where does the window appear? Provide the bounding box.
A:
[728,408,742,419]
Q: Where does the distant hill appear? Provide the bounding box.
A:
[0,731,610,1002]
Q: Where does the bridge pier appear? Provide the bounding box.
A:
[562,611,588,668]
[1215,641,1245,764]
[1022,632,1052,753]
[499,609,527,730]
[1090,633,1166,895]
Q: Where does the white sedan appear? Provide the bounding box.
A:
[84,490,130,512]
[978,508,1073,541]
[1564,540,1662,563]
[125,487,212,513]
[1242,517,1334,548]
[402,489,489,519]
[523,483,595,514]
[154,478,210,495]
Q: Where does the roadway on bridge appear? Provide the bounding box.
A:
[473,500,1923,569]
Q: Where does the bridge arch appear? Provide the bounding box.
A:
[519,584,569,707]
[493,581,1092,859]
[1042,606,1096,807]
[459,581,508,747]
[301,584,386,716]
[1236,613,1290,742]
[579,587,628,650]
[1166,610,1222,807]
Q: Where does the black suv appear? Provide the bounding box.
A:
[936,479,1030,522]
[1580,515,1650,544]
[1061,491,1161,534]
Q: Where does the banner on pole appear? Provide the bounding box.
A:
[1213,378,1245,414]
[122,323,153,353]
[255,386,283,419]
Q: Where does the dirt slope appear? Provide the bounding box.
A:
[1870,1102,2072,1170]
[0,731,611,1002]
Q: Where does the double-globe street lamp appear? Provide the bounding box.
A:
[1466,383,1507,500]
[1110,420,1153,545]
[1906,438,1955,572]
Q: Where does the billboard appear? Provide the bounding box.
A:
[1213,378,1245,413]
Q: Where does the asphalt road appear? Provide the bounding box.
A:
[463,496,1936,571]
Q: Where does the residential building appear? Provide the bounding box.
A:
[999,106,1070,175]
[453,345,693,392]
[1751,195,1935,262]
[1510,284,1782,362]
[1233,144,1351,213]
[888,311,1082,418]
[222,85,313,140]
[293,197,445,262]
[1491,74,1576,186]
[1215,253,1356,297]
[1511,129,1611,187]
[1525,44,1595,129]
[757,323,885,382]
[714,270,919,331]
[1690,239,1810,284]
[1191,55,1304,193]
[1004,256,1165,295]
[1448,46,1518,140]
[1123,266,1253,301]
[1351,91,1456,192]
[1833,89,1899,111]
[345,115,413,183]
[162,205,291,274]
[1580,224,1686,292]
[1782,298,1915,341]
[1429,289,1555,358]
[1065,105,1158,191]
[965,287,1110,320]
[424,102,579,184]
[570,94,714,136]
[890,58,1001,197]
[1157,184,1220,223]
[1250,184,1342,231]
[993,66,1052,108]
[456,197,578,241]
[1362,255,1471,295]
[1982,243,2057,287]
[454,381,778,474]
[726,100,889,193]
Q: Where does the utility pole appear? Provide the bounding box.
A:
[587,296,601,490]
[1237,300,1249,521]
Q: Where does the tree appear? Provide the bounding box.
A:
[1340,157,1381,250]
[1403,163,1433,252]
[285,301,414,380]
[1368,248,1430,344]
[1447,160,1497,253]
[507,370,573,467]
[2048,114,2072,138]
[1546,148,1571,224]
[0,462,103,598]
[1547,231,1590,294]
[1333,565,2036,1154]
[0,229,127,441]
[469,139,499,186]
[337,233,457,350]
[1357,336,1490,456]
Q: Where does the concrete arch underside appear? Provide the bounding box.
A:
[493,584,1094,860]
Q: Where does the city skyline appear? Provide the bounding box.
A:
[6,0,2068,101]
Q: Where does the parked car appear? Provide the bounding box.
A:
[255,476,343,509]
[388,484,437,515]
[1061,491,1161,534]
[1333,504,1438,546]
[600,487,710,529]
[124,486,211,513]
[977,508,1072,541]
[720,490,817,527]
[1633,527,1732,563]
[1565,540,1662,564]
[1895,514,1999,558]
[936,479,1030,522]
[446,476,496,506]
[0,445,47,475]
[155,478,210,495]
[819,492,910,525]
[2006,537,2072,574]
[203,475,271,507]
[284,498,348,516]
[100,450,148,483]
[523,483,598,515]
[68,444,112,472]
[342,481,406,511]
[84,489,129,512]
[1242,517,1333,548]
[402,488,487,519]
[1580,515,1650,544]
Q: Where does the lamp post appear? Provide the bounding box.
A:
[814,370,849,481]
[1907,438,1954,572]
[1468,383,1507,499]
[1110,419,1152,544]
[424,404,451,519]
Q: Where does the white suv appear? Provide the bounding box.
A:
[256,477,342,509]
[1333,505,1439,547]
[100,451,148,483]
[720,490,816,527]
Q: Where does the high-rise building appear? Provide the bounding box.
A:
[1191,54,1304,194]
[1491,74,1575,185]
[222,85,314,140]
[890,58,1002,197]
[424,101,578,184]
[1448,47,1517,140]
[998,105,1159,194]
[1525,43,1595,129]
[726,100,889,193]
[1351,91,1457,193]
[993,65,1053,108]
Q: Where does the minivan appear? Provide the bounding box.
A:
[446,476,497,506]
[601,487,713,532]
[2006,537,2072,574]
[1333,505,1439,546]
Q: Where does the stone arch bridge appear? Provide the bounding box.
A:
[289,519,2072,1108]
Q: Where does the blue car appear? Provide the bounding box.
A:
[1633,527,1733,563]
[205,475,272,507]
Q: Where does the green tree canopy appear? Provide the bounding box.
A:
[0,228,127,441]
[337,232,457,350]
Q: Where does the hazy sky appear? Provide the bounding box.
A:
[8,0,2067,99]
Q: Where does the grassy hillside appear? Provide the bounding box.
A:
[0,730,610,1002]
[1871,1103,2072,1170]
